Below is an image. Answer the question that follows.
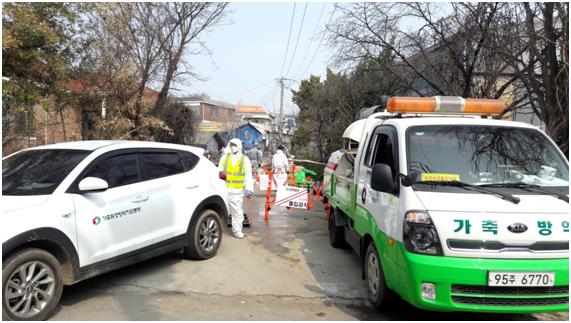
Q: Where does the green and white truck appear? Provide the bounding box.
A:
[322,96,569,313]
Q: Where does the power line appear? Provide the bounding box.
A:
[298,5,336,80]
[211,80,274,97]
[279,3,297,77]
[260,83,278,107]
[293,3,326,80]
[284,2,308,78]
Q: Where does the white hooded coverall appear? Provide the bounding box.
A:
[218,138,254,235]
[272,149,289,174]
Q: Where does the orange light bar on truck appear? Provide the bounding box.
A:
[386,96,505,116]
[387,97,436,112]
[463,98,505,115]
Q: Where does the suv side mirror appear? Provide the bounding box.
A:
[78,177,109,193]
[371,163,395,193]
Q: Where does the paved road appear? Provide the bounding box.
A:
[51,195,567,320]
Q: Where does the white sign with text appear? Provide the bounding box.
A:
[275,185,308,209]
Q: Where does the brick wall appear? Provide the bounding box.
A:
[201,103,235,122]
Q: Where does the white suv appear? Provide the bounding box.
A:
[1,141,229,320]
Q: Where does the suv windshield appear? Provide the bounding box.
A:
[3,149,90,196]
[407,125,569,188]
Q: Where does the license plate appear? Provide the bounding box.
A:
[488,272,555,287]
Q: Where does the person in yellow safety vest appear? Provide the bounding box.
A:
[218,138,254,239]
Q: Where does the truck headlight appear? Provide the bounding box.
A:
[403,211,443,256]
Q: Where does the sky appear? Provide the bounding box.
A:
[174,2,337,115]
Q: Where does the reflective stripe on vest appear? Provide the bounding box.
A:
[223,153,245,189]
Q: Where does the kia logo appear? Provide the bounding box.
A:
[508,223,528,233]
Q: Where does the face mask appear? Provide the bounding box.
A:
[230,146,239,154]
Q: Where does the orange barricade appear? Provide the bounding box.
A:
[254,167,324,221]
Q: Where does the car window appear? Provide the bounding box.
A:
[2,149,90,196]
[139,152,185,181]
[364,134,379,168]
[407,125,569,187]
[84,154,140,189]
[371,131,398,181]
[181,151,199,171]
[372,134,394,167]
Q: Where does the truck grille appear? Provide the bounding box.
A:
[452,296,568,306]
[447,240,569,253]
[452,285,569,296]
[451,285,569,307]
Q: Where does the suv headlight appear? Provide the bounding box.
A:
[403,211,443,256]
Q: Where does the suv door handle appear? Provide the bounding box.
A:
[186,183,199,189]
[132,195,149,203]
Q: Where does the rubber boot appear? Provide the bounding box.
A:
[243,213,251,227]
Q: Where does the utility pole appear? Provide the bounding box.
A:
[278,77,285,142]
[277,77,293,143]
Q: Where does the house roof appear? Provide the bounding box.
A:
[196,122,230,132]
[269,113,297,118]
[236,104,268,115]
[248,121,272,133]
[194,132,216,145]
[194,131,227,145]
[176,97,236,110]
[235,121,272,134]
[243,114,272,120]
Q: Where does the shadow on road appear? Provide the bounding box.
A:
[56,252,186,320]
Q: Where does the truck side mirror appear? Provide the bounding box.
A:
[371,163,396,193]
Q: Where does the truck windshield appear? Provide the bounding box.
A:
[407,125,569,188]
[2,149,90,196]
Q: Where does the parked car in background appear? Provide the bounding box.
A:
[2,141,229,320]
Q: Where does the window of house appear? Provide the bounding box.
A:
[211,106,219,119]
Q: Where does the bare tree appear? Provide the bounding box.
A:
[327,3,517,99]
[154,3,228,112]
[82,2,228,140]
[154,100,197,144]
[326,2,568,153]
[496,3,568,154]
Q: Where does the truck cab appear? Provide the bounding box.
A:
[323,96,569,313]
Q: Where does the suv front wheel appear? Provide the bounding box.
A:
[184,209,223,260]
[2,248,64,321]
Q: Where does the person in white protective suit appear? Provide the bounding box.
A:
[218,138,254,239]
[272,145,289,174]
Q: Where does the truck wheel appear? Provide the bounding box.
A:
[365,242,392,309]
[184,209,223,260]
[328,211,346,248]
[2,248,64,321]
